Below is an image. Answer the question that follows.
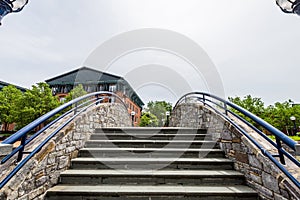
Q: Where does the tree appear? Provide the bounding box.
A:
[229,95,300,135]
[229,95,265,117]
[16,83,60,129]
[228,95,265,128]
[0,85,23,131]
[264,100,300,134]
[65,84,87,102]
[145,101,172,127]
[139,112,159,127]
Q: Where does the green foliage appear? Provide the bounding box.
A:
[144,101,172,127]
[139,112,159,127]
[228,95,265,128]
[264,100,300,133]
[0,85,23,131]
[229,95,300,135]
[0,83,61,130]
[16,82,61,129]
[65,84,87,102]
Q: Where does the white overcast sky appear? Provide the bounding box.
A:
[0,0,300,105]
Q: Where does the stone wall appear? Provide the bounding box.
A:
[171,103,300,200]
[0,103,131,200]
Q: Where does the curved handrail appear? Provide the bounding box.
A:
[174,92,300,189]
[2,91,128,145]
[0,91,129,189]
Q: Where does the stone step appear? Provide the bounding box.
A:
[78,148,225,158]
[85,140,218,149]
[45,185,258,200]
[95,127,207,135]
[90,133,212,141]
[59,169,245,186]
[71,157,234,170]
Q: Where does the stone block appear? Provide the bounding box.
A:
[248,154,262,169]
[281,179,300,200]
[28,188,44,200]
[47,153,57,165]
[262,172,280,193]
[274,193,288,200]
[221,131,233,141]
[55,143,66,151]
[235,152,249,164]
[0,144,13,157]
[251,181,274,199]
[35,142,55,163]
[279,189,290,199]
[17,194,29,200]
[58,156,69,169]
[7,190,18,200]
[35,176,47,187]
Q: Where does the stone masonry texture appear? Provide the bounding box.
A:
[171,103,300,200]
[0,103,131,200]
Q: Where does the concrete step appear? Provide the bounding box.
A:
[78,148,225,158]
[85,140,219,149]
[95,127,207,135]
[59,169,245,186]
[45,185,258,200]
[90,133,212,141]
[71,157,234,170]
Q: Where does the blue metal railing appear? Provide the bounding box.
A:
[174,92,300,189]
[0,91,129,189]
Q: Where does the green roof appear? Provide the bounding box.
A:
[46,67,122,85]
[0,80,27,92]
[45,67,144,108]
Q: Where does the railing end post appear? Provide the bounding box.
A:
[295,143,300,156]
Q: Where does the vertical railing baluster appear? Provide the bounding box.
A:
[16,134,27,162]
[275,136,286,165]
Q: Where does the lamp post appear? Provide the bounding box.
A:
[166,111,170,127]
[290,116,297,136]
[0,0,28,25]
[131,111,135,127]
[276,0,300,15]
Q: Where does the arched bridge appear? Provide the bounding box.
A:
[0,92,299,200]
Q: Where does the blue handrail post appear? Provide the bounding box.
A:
[17,134,27,162]
[224,102,228,116]
[203,94,206,106]
[275,136,286,165]
[74,102,78,115]
[95,94,100,105]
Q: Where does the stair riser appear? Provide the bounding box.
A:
[78,151,224,158]
[90,135,212,141]
[60,176,245,186]
[85,142,219,149]
[71,162,233,170]
[46,194,257,200]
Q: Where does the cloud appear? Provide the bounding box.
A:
[0,0,299,105]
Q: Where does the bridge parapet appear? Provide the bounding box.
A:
[171,102,300,200]
[0,103,130,200]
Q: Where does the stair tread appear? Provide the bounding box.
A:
[96,127,207,131]
[72,157,232,162]
[81,148,222,152]
[86,140,216,143]
[47,185,257,195]
[61,169,243,177]
[92,133,210,136]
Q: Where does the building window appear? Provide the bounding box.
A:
[109,84,117,92]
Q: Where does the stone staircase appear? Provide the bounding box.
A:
[45,128,258,200]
